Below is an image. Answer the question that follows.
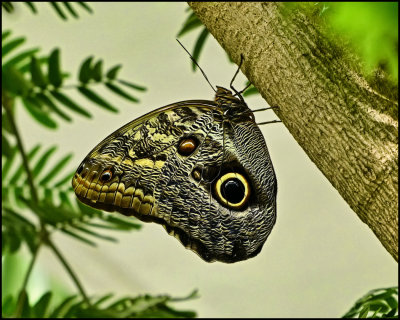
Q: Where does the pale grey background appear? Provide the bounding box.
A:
[3,2,397,318]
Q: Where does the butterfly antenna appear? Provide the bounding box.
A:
[230,54,246,103]
[257,120,282,125]
[252,106,280,113]
[176,39,216,93]
[230,54,243,89]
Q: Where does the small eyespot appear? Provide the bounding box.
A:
[100,169,113,182]
[192,168,202,181]
[214,172,250,209]
[178,137,198,156]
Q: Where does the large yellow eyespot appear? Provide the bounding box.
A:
[214,172,250,209]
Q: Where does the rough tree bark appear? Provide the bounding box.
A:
[189,2,398,261]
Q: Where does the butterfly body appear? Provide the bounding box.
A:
[73,86,277,263]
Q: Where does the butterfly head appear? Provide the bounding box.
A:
[215,86,255,123]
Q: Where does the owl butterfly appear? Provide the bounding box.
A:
[72,46,278,263]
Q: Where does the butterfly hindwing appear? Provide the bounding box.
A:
[73,87,277,263]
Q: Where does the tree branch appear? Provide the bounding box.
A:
[189,2,398,261]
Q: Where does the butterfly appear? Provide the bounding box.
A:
[72,46,278,263]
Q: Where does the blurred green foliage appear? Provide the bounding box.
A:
[324,2,398,81]
[342,287,398,318]
[2,2,197,318]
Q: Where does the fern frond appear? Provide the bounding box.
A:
[2,2,93,20]
[3,289,198,318]
[343,286,398,318]
[2,207,38,254]
[3,32,146,129]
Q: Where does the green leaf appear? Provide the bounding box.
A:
[9,144,41,185]
[5,226,22,253]
[31,146,57,179]
[106,64,122,80]
[39,153,73,186]
[92,60,103,82]
[73,225,118,242]
[2,134,12,157]
[2,66,32,96]
[48,48,63,87]
[78,56,94,84]
[30,56,48,88]
[22,98,58,129]
[22,228,38,253]
[2,144,18,180]
[50,90,92,118]
[359,305,370,318]
[370,306,382,317]
[85,222,129,230]
[104,215,141,230]
[3,207,37,229]
[177,12,203,37]
[2,37,25,57]
[36,93,72,122]
[77,2,93,13]
[242,86,259,97]
[44,188,54,204]
[105,82,139,103]
[63,2,78,18]
[53,170,75,188]
[386,308,397,317]
[117,79,147,91]
[2,2,14,13]
[21,197,76,223]
[24,2,37,13]
[19,56,48,74]
[76,200,100,216]
[60,228,97,246]
[192,27,209,71]
[2,30,12,41]
[32,291,52,318]
[78,86,118,112]
[59,191,74,209]
[2,295,16,317]
[20,290,32,318]
[14,185,26,207]
[50,2,67,20]
[327,2,398,80]
[93,293,114,307]
[49,295,78,318]
[3,187,11,205]
[3,48,40,69]
[170,289,199,302]
[2,110,14,133]
[342,286,398,318]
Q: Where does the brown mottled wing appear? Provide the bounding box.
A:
[73,94,277,263]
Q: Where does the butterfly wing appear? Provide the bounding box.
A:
[72,100,277,263]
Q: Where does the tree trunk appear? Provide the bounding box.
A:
[189,2,398,261]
